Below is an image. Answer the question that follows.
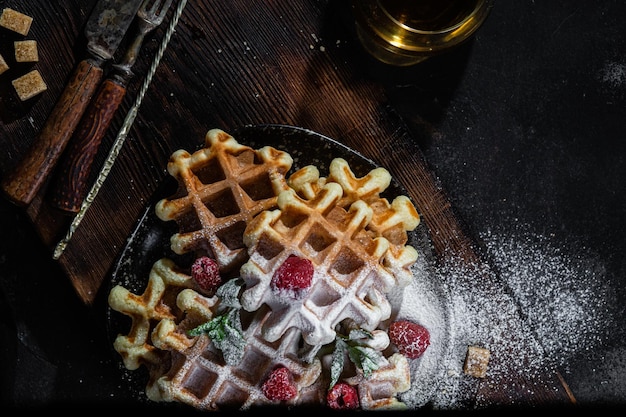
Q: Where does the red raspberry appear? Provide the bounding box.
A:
[388,320,430,359]
[261,366,298,401]
[327,382,359,410]
[191,256,221,292]
[270,255,314,296]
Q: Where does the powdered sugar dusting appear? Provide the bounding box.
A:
[481,229,617,369]
[599,61,626,89]
[390,223,619,409]
[395,225,618,409]
[388,255,451,408]
[427,257,550,408]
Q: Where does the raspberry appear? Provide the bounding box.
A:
[327,382,359,410]
[261,366,298,401]
[388,320,430,359]
[270,255,314,296]
[191,256,222,292]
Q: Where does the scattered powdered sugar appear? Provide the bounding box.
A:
[481,230,616,368]
[388,254,451,409]
[599,61,626,90]
[393,224,619,409]
[426,257,550,409]
[389,223,618,409]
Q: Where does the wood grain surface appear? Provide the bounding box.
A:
[0,0,575,408]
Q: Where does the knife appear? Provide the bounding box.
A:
[52,0,189,260]
[49,0,173,215]
[0,0,144,207]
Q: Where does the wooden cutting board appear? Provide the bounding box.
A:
[5,0,476,305]
[0,0,575,407]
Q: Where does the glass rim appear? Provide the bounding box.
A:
[382,0,493,36]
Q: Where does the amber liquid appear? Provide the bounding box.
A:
[353,0,492,66]
[380,0,482,32]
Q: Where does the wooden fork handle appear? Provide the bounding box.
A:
[49,78,127,214]
[1,59,103,207]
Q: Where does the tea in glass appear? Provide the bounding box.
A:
[352,0,494,66]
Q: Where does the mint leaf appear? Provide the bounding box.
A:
[330,338,347,389]
[188,320,215,337]
[347,345,381,379]
[328,327,383,388]
[213,308,245,365]
[187,306,246,366]
[186,276,248,366]
[348,328,373,341]
[216,278,244,309]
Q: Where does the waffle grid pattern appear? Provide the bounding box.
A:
[155,129,293,274]
[110,130,423,410]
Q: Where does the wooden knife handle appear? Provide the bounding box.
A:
[1,59,103,207]
[49,78,127,214]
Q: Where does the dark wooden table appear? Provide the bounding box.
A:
[2,0,625,411]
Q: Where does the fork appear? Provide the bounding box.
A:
[48,0,174,215]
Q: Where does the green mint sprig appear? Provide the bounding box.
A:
[188,278,246,366]
[329,328,383,389]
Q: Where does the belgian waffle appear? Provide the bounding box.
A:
[240,158,420,347]
[289,158,420,286]
[155,129,293,275]
[153,306,324,410]
[110,131,423,410]
[111,259,412,410]
[108,257,219,400]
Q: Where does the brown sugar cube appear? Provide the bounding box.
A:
[0,53,8,74]
[463,345,490,378]
[12,69,47,101]
[14,40,39,62]
[0,8,33,36]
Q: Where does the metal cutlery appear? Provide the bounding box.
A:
[0,0,144,207]
[53,0,188,259]
[49,0,174,215]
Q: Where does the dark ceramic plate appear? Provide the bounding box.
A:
[107,124,450,409]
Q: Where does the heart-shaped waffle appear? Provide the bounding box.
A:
[153,306,324,410]
[155,129,293,275]
[108,258,219,399]
[240,158,420,347]
[289,158,420,286]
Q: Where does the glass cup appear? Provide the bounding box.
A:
[352,0,494,66]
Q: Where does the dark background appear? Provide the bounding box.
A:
[1,0,625,411]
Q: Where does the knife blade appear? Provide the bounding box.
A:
[0,0,144,207]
